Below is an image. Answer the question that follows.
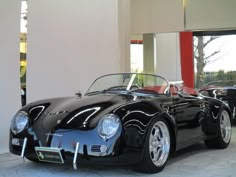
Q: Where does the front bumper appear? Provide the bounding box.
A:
[9,128,142,167]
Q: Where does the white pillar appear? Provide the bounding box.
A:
[27,0,130,102]
[155,33,182,81]
[0,0,21,153]
[143,34,155,73]
[118,0,131,72]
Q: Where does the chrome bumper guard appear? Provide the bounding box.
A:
[21,137,28,159]
[73,142,80,170]
[20,139,82,169]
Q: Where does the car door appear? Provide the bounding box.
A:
[171,94,205,150]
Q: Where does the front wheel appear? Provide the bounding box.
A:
[26,156,40,163]
[136,117,171,173]
[205,109,232,149]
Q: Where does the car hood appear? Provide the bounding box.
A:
[28,93,136,132]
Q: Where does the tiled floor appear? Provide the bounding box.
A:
[0,127,235,177]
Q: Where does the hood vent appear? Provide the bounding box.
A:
[29,103,50,121]
[59,107,101,129]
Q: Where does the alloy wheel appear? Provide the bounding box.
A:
[149,121,170,167]
[220,110,231,143]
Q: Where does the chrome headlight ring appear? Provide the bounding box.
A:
[97,114,121,141]
[10,111,29,134]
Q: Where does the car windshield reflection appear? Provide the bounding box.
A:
[86,73,169,96]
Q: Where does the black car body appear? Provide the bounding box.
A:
[9,73,232,173]
[199,80,236,122]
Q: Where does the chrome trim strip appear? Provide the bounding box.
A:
[21,137,27,158]
[73,142,80,170]
[122,110,157,121]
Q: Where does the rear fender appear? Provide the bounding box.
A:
[206,99,232,136]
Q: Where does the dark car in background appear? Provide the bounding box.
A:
[9,73,232,173]
[199,80,236,122]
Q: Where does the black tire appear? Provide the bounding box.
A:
[26,156,40,163]
[233,117,236,124]
[136,117,171,173]
[205,109,232,149]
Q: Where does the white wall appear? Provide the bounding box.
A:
[131,0,236,33]
[155,33,182,81]
[27,0,130,102]
[130,0,184,34]
[186,0,236,31]
[0,0,21,153]
[118,0,131,72]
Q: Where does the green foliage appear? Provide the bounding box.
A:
[195,70,236,88]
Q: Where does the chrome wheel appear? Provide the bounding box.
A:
[220,110,231,143]
[149,121,170,167]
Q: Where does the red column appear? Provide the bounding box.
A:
[180,32,194,88]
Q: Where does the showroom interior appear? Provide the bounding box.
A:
[1,0,236,176]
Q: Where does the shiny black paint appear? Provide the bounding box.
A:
[200,87,236,121]
[9,91,231,164]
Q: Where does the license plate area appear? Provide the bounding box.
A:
[35,147,64,164]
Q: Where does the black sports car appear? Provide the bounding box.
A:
[199,80,236,122]
[9,73,232,173]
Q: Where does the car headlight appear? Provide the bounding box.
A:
[97,114,121,140]
[10,111,29,134]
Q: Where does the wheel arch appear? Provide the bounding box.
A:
[204,104,232,149]
[206,101,232,137]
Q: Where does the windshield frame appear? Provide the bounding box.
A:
[85,73,170,96]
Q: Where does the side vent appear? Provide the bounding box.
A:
[90,145,107,153]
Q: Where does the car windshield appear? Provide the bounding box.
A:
[86,73,169,95]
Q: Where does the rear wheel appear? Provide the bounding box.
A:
[136,117,171,173]
[205,109,232,149]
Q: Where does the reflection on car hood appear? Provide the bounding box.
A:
[29,93,136,131]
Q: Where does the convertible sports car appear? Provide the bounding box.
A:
[10,73,232,173]
[199,80,236,122]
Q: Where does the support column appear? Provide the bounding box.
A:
[179,32,194,88]
[143,34,155,73]
[155,33,182,81]
[0,0,21,153]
